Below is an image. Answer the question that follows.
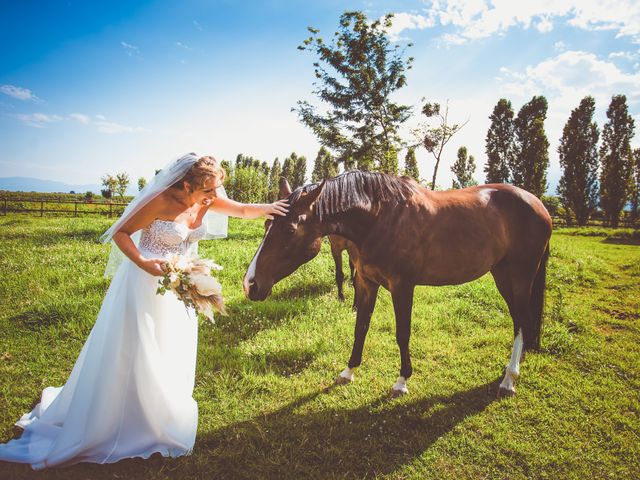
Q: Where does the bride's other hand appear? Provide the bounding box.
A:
[138,258,166,276]
[263,199,289,220]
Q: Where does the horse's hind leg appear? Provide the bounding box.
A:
[491,260,527,397]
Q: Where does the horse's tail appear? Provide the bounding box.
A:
[524,243,549,351]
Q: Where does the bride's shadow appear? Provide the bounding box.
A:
[5,378,499,479]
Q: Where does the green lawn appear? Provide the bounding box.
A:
[0,215,638,479]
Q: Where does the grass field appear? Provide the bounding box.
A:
[0,215,638,479]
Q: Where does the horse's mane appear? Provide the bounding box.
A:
[289,170,419,221]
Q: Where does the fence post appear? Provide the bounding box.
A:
[74,202,78,217]
[40,201,44,217]
[3,198,6,216]
[109,203,113,218]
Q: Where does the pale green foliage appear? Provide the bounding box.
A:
[403,147,419,181]
[451,146,477,189]
[114,172,130,199]
[311,147,338,182]
[138,176,147,191]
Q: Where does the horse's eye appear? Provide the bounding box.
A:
[287,224,297,234]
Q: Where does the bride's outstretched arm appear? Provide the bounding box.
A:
[209,197,289,220]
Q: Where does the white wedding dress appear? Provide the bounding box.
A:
[0,219,206,470]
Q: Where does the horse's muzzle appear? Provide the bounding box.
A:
[243,276,271,301]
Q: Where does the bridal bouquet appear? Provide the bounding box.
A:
[156,254,226,321]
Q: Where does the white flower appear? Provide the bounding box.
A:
[169,273,180,288]
[175,255,192,271]
[191,274,222,297]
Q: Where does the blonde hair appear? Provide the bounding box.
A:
[173,155,226,190]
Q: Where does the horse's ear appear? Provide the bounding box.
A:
[299,180,325,210]
[279,177,292,199]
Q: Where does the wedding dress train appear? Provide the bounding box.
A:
[0,219,206,469]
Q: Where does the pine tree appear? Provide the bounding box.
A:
[484,98,514,183]
[451,146,477,189]
[403,147,419,181]
[557,96,600,226]
[269,157,282,201]
[295,11,412,170]
[312,147,338,182]
[512,96,549,197]
[600,94,636,227]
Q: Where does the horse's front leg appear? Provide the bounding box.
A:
[390,284,415,396]
[336,276,379,385]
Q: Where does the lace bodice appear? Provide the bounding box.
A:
[138,220,207,257]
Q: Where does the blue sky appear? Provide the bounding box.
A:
[1,0,639,192]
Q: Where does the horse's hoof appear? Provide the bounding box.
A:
[335,375,353,385]
[390,387,408,398]
[497,387,516,399]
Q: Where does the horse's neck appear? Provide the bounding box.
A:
[320,209,376,247]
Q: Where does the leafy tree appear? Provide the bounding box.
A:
[84,191,95,203]
[101,189,112,200]
[114,172,130,200]
[631,148,640,223]
[451,146,477,189]
[512,96,549,197]
[269,157,282,201]
[295,11,412,170]
[484,98,514,183]
[557,96,600,226]
[600,94,636,227]
[101,174,117,198]
[292,154,308,188]
[138,176,147,191]
[413,100,468,190]
[312,147,338,182]
[281,155,294,184]
[378,145,398,175]
[403,147,419,181]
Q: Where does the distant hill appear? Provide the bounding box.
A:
[0,177,136,195]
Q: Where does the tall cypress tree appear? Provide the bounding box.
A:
[403,147,420,181]
[484,98,514,183]
[600,94,636,227]
[557,96,600,226]
[281,154,294,184]
[292,153,307,188]
[451,146,477,189]
[631,148,640,223]
[378,145,399,175]
[512,96,549,197]
[312,147,338,182]
[268,157,282,201]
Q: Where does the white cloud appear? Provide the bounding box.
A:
[385,12,435,41]
[16,113,63,128]
[1,84,40,102]
[121,41,141,57]
[94,118,149,134]
[69,113,91,124]
[193,20,203,31]
[554,41,567,51]
[400,0,640,45]
[176,41,192,51]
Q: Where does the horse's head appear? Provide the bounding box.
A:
[243,177,325,300]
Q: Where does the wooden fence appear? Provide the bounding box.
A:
[1,197,129,218]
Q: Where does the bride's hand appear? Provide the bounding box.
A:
[138,258,166,276]
[263,199,289,220]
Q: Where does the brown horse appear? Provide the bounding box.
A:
[244,171,552,397]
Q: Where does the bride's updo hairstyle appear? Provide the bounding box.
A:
[172,155,226,192]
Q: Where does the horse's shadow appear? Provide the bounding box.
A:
[19,379,499,479]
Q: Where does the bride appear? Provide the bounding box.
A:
[0,153,288,470]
